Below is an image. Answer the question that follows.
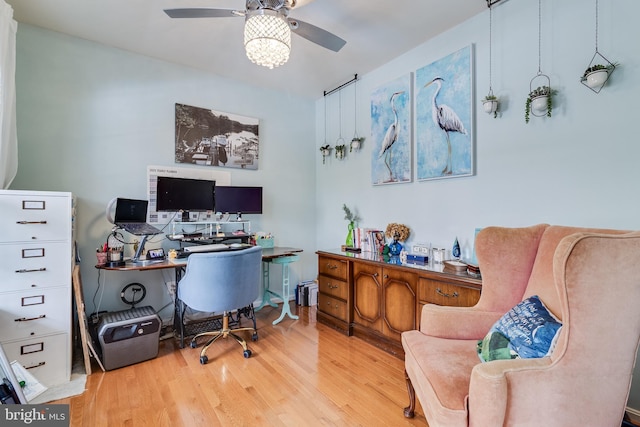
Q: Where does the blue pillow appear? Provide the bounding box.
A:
[477,295,562,362]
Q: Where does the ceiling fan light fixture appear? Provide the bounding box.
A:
[244,9,291,69]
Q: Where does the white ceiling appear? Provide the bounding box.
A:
[6,0,488,99]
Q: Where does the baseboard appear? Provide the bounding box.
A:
[626,407,640,425]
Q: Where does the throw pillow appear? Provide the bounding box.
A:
[477,295,562,362]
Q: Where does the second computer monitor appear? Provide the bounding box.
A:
[215,186,262,218]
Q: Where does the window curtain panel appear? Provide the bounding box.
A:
[0,0,17,189]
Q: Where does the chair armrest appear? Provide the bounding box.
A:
[468,357,552,426]
[419,304,504,340]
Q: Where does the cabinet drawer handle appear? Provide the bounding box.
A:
[327,263,338,270]
[15,268,47,273]
[436,288,459,298]
[14,315,46,322]
[25,362,45,370]
[16,221,48,225]
[326,283,339,289]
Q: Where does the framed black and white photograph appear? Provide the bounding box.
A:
[174,103,260,170]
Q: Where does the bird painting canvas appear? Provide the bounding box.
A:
[370,74,412,185]
[416,45,473,180]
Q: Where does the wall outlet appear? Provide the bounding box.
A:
[412,244,430,255]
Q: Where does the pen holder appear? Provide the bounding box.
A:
[257,237,274,248]
[96,252,108,265]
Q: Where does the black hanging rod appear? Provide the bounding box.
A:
[324,74,358,97]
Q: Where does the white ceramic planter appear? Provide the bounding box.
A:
[350,140,361,151]
[482,100,498,114]
[531,95,549,113]
[585,69,608,89]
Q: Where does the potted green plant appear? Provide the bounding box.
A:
[580,62,618,90]
[342,204,361,247]
[320,144,331,164]
[481,94,499,118]
[525,86,555,123]
[335,144,346,160]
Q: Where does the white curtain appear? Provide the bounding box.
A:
[0,0,17,189]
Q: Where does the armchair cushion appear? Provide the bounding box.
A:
[477,295,562,362]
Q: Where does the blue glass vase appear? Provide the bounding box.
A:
[452,237,461,259]
[389,240,403,256]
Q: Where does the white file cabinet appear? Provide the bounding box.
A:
[0,190,74,387]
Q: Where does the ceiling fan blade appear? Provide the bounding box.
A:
[289,18,346,52]
[163,8,241,19]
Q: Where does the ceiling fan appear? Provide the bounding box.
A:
[164,0,346,68]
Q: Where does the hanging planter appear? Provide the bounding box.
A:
[525,82,555,123]
[580,0,618,94]
[335,144,346,160]
[320,144,331,164]
[482,94,499,118]
[350,137,364,152]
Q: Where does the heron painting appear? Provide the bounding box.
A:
[416,45,473,180]
[371,74,412,185]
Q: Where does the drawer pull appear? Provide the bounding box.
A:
[436,288,459,298]
[326,283,339,289]
[25,362,46,370]
[15,267,47,273]
[16,220,48,225]
[14,314,46,322]
[327,263,338,270]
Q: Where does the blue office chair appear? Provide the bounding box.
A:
[175,246,263,364]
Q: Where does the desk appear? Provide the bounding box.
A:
[255,247,303,325]
[96,246,303,330]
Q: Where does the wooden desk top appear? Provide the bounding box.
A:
[96,246,303,271]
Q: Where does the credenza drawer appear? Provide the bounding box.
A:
[0,193,71,243]
[2,333,70,387]
[317,274,348,300]
[0,242,71,292]
[0,287,71,342]
[318,256,348,281]
[318,293,348,322]
[418,278,480,307]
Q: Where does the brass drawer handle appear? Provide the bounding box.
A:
[14,315,46,322]
[16,221,47,225]
[326,283,339,289]
[327,263,338,270]
[15,268,47,273]
[436,288,459,298]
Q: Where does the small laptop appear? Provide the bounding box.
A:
[114,198,162,236]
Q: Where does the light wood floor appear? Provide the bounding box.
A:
[57,303,428,426]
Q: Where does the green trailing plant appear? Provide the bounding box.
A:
[525,86,556,123]
[335,144,346,159]
[350,137,365,152]
[320,144,331,164]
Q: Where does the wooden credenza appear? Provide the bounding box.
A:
[316,250,482,357]
[0,190,74,386]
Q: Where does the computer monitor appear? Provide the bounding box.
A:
[156,176,216,222]
[215,186,263,219]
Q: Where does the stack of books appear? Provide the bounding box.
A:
[296,280,318,306]
[353,228,385,254]
[443,260,468,275]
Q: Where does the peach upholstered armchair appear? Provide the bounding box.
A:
[402,224,640,427]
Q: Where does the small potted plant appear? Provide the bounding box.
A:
[350,136,364,152]
[320,144,331,164]
[481,94,499,118]
[580,62,618,90]
[525,86,555,123]
[335,144,346,160]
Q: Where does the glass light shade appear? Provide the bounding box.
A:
[244,10,291,69]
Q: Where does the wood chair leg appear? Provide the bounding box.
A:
[404,370,416,418]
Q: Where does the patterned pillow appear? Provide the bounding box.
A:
[477,295,562,362]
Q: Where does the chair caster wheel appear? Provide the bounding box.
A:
[200,355,208,365]
[243,349,252,358]
[251,333,258,341]
[190,341,197,349]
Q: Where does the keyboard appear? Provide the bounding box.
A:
[183,243,229,253]
[119,222,162,236]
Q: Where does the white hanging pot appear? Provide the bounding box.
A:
[585,69,608,89]
[482,100,498,114]
[531,95,548,113]
[350,138,361,151]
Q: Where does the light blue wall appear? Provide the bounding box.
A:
[12,24,317,321]
[314,0,640,411]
